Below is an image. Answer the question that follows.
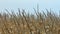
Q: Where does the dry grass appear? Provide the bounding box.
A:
[0,8,60,34]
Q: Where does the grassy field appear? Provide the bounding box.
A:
[0,8,60,34]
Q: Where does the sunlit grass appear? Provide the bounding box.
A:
[0,8,60,34]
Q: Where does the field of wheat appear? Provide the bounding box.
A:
[0,8,60,34]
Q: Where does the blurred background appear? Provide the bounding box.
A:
[0,0,60,14]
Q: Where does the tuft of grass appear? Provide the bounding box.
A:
[0,8,60,34]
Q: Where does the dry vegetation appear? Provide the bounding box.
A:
[0,8,60,34]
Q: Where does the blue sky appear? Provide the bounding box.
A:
[0,0,60,14]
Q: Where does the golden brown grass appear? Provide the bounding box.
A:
[0,8,60,34]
